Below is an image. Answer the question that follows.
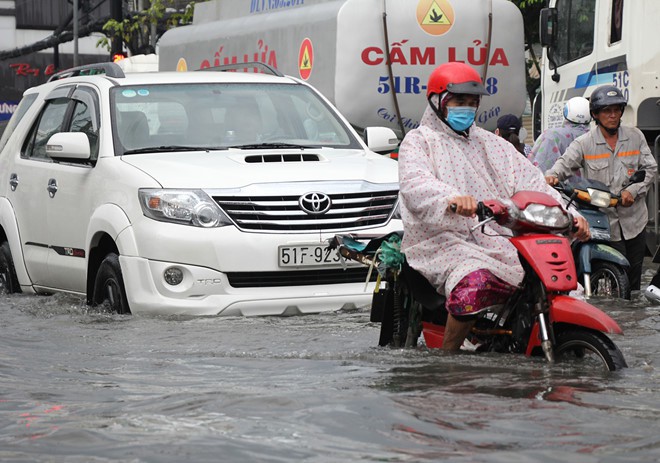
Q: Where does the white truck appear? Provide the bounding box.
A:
[157,0,527,137]
[537,0,660,248]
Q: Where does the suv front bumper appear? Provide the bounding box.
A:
[120,255,376,316]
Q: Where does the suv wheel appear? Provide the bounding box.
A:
[92,253,131,314]
[0,241,20,295]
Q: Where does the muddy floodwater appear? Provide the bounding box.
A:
[1,267,660,463]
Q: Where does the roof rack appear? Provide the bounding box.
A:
[198,61,284,77]
[48,62,126,82]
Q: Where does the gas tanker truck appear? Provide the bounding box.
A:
[157,0,527,138]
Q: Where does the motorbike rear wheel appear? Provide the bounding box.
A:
[554,329,627,371]
[589,261,631,300]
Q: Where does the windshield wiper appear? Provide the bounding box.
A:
[228,142,320,150]
[122,145,228,155]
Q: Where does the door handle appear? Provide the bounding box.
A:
[9,173,18,191]
[47,178,58,198]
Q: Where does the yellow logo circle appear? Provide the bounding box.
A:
[417,0,454,36]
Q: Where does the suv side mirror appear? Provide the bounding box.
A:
[540,8,557,48]
[46,132,91,161]
[364,127,399,154]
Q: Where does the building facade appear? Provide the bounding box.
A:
[0,0,112,122]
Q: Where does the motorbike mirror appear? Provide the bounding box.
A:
[619,170,646,195]
[628,170,646,185]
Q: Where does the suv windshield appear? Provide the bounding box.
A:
[110,82,361,154]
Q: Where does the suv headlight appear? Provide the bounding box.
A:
[139,189,232,228]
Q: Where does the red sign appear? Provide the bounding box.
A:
[298,38,313,80]
[9,63,56,77]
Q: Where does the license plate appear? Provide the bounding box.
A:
[278,244,346,268]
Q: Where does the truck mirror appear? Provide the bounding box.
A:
[540,8,557,48]
[540,7,560,82]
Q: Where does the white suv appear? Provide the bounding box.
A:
[0,62,401,316]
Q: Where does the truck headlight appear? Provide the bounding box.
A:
[139,189,232,228]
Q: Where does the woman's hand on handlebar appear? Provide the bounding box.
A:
[572,215,591,242]
[448,196,478,217]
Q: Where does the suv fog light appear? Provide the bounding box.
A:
[164,267,184,286]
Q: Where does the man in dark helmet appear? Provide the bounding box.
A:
[398,62,590,351]
[546,85,657,294]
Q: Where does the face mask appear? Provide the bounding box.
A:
[446,106,477,132]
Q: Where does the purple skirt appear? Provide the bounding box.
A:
[446,269,517,316]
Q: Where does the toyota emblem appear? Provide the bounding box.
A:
[299,192,332,215]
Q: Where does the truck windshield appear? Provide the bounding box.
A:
[110,83,361,155]
[554,0,596,66]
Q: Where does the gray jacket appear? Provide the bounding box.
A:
[546,125,657,241]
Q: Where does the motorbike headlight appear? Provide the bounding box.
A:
[587,188,612,208]
[519,204,571,230]
[139,189,232,228]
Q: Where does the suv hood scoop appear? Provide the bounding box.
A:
[244,153,321,163]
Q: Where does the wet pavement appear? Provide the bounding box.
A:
[1,265,659,462]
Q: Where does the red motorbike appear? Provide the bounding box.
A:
[329,190,627,371]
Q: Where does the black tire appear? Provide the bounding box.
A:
[589,261,631,300]
[92,253,131,314]
[378,279,421,348]
[378,282,410,348]
[0,241,20,295]
[555,329,627,371]
[391,283,409,348]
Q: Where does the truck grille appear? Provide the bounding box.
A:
[214,189,399,232]
[226,267,376,288]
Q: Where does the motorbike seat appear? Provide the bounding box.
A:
[400,261,448,325]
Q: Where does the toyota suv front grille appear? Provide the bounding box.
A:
[214,189,399,231]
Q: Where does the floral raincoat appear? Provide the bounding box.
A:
[398,106,567,296]
[527,121,590,173]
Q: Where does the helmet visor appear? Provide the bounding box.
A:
[446,81,489,96]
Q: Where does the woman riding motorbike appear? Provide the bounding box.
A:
[397,62,590,351]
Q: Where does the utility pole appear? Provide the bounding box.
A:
[73,0,79,66]
[110,0,124,59]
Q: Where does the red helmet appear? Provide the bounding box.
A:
[426,62,489,97]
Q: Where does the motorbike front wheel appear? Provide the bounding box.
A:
[554,329,627,371]
[589,261,631,300]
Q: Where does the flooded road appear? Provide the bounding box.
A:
[1,269,660,462]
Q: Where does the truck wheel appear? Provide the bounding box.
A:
[0,241,20,294]
[92,253,131,314]
[555,329,627,372]
[589,261,631,300]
